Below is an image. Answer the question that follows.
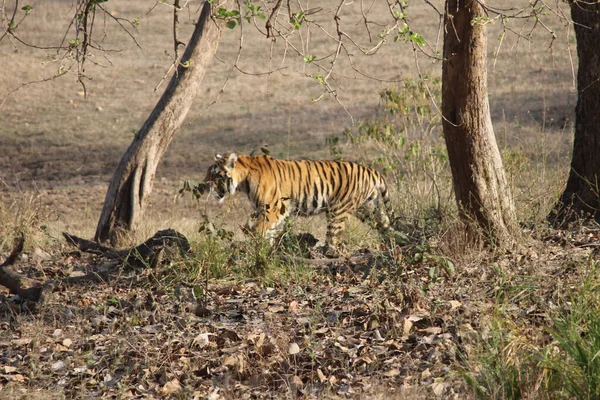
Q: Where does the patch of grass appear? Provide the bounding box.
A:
[147,222,316,294]
[339,77,452,227]
[460,315,547,400]
[0,193,54,253]
[544,261,600,399]
[462,258,600,400]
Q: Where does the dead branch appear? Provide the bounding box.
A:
[0,234,45,301]
[64,228,190,269]
[0,229,191,304]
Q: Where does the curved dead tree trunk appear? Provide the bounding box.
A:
[550,1,600,226]
[95,2,220,245]
[441,0,518,248]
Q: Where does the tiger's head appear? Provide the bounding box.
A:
[204,153,242,202]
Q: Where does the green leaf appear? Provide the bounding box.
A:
[193,285,204,300]
[303,55,316,64]
[21,5,33,13]
[393,9,406,19]
[226,20,237,29]
[410,32,426,47]
[313,74,325,85]
[290,11,305,29]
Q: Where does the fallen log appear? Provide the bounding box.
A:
[0,230,191,304]
[63,228,190,269]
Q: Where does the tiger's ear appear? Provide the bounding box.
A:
[225,153,238,169]
[214,153,223,161]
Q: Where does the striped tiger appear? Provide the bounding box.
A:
[204,153,392,255]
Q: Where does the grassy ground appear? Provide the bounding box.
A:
[0,0,594,398]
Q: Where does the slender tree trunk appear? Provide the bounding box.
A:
[441,0,518,247]
[550,1,600,226]
[95,2,220,245]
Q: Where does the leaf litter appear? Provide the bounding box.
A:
[1,226,599,398]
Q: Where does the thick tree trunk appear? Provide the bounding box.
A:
[441,0,518,247]
[550,1,600,226]
[95,2,220,245]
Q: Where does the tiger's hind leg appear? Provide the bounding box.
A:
[324,209,352,257]
[357,197,392,233]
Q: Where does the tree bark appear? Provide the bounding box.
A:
[441,0,518,247]
[95,2,220,245]
[550,1,600,226]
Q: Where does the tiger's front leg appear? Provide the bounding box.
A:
[249,200,289,243]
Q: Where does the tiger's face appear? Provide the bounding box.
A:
[204,153,240,201]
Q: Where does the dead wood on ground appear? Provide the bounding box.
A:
[0,235,45,301]
[64,228,190,269]
[0,230,190,303]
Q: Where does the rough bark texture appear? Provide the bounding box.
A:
[442,0,518,247]
[95,2,220,245]
[550,1,600,225]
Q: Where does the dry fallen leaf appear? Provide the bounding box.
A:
[192,333,211,348]
[448,300,462,310]
[432,380,447,396]
[1,374,26,383]
[317,368,326,383]
[161,379,181,395]
[420,327,442,335]
[288,342,300,355]
[11,338,32,347]
[382,368,400,377]
[3,366,17,374]
[52,361,65,371]
[403,318,413,337]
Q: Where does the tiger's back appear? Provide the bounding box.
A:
[257,156,389,216]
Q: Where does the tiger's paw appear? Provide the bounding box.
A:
[321,242,351,258]
[323,245,340,258]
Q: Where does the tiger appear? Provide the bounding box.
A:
[204,153,392,255]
